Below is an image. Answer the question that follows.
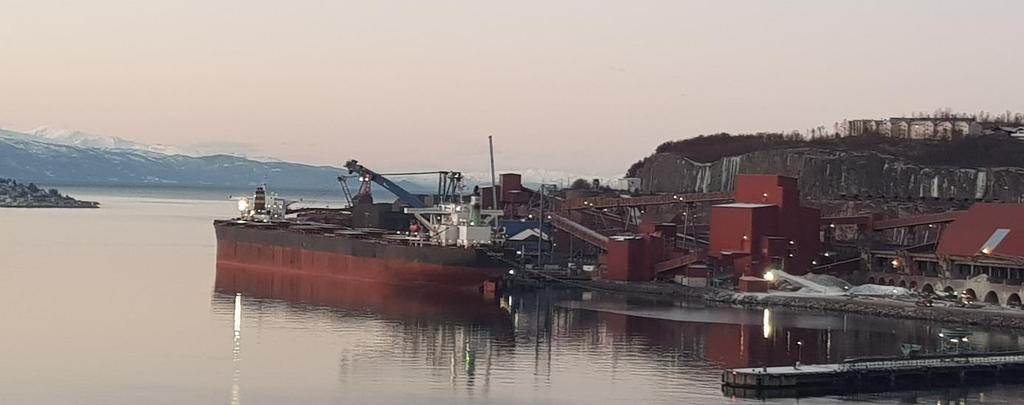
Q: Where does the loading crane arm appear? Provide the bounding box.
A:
[344,159,427,208]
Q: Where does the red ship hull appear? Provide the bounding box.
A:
[215,221,509,290]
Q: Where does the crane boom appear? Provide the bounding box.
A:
[344,160,427,208]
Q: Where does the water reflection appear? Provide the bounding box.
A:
[562,296,1024,370]
[232,292,241,405]
[211,263,1024,403]
[213,263,520,400]
[213,263,514,330]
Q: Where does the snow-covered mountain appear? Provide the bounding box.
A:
[0,126,619,192]
[27,126,191,156]
[0,128,344,190]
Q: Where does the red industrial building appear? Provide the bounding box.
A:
[708,175,820,279]
[602,222,679,281]
[598,175,820,283]
[936,203,1024,260]
[864,203,1024,306]
[481,173,532,214]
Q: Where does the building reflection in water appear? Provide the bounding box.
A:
[211,263,1024,402]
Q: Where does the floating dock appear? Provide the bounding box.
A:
[722,351,1024,398]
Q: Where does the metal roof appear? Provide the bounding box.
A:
[936,204,1024,259]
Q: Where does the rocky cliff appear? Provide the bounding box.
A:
[632,148,1024,203]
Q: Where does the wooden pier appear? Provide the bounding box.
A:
[722,351,1024,398]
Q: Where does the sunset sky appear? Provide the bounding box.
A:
[2,0,1023,175]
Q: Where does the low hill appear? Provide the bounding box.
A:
[0,178,98,208]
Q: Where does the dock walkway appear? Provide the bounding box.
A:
[723,351,1024,398]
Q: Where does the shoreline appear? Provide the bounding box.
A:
[564,279,1024,330]
[0,202,100,208]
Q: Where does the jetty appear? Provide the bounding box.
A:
[722,351,1024,398]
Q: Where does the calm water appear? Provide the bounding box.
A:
[3,190,1024,404]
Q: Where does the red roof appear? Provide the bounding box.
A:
[936,203,1024,259]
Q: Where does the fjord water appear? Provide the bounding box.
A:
[3,190,1024,404]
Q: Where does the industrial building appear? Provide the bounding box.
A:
[861,203,1024,306]
[707,175,820,280]
[545,172,1024,303]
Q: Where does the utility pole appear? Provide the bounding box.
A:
[488,136,498,211]
[537,184,545,267]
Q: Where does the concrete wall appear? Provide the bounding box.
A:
[864,271,1024,308]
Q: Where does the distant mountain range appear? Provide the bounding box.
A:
[0,128,375,192]
[0,126,617,193]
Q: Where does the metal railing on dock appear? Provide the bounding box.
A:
[722,351,1024,399]
[839,354,1024,371]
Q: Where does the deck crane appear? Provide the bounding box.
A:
[343,159,503,248]
[343,160,466,208]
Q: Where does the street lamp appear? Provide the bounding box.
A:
[796,340,804,368]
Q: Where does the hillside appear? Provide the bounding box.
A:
[627,133,1024,178]
[626,133,1024,203]
[0,178,98,208]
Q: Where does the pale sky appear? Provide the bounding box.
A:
[2,0,1023,175]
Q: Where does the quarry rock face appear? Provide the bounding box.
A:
[633,148,1024,203]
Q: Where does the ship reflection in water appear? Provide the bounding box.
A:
[212,263,1024,404]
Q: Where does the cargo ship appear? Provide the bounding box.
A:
[214,162,512,291]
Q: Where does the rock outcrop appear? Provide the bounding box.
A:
[632,148,1024,203]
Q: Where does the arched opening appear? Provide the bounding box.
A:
[909,281,918,290]
[943,286,956,296]
[888,279,896,286]
[898,280,908,288]
[922,284,935,295]
[1008,294,1022,308]
[867,277,876,284]
[964,288,978,302]
[983,291,1000,305]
